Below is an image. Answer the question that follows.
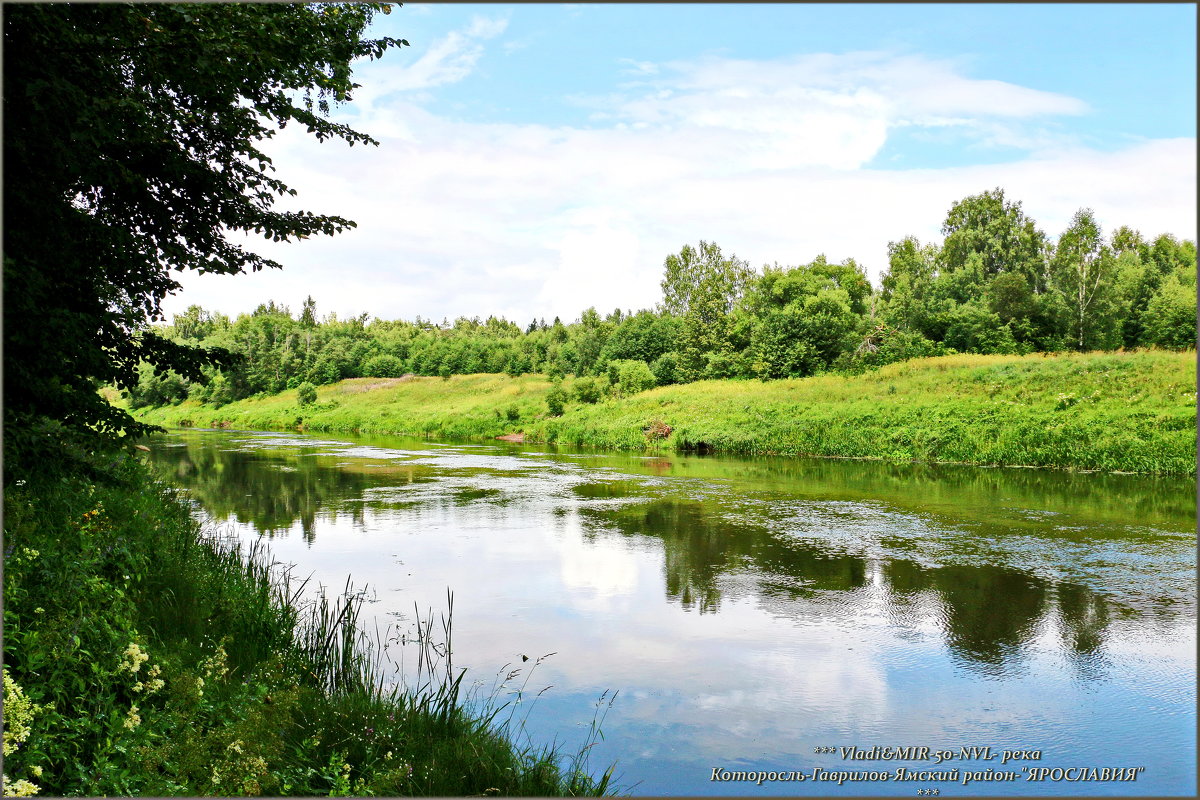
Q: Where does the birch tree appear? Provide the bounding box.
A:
[1050,209,1120,351]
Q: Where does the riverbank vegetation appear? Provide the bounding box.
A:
[132,349,1196,475]
[3,433,613,796]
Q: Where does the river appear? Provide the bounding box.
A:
[144,428,1196,796]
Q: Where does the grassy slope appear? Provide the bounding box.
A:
[133,351,1198,474]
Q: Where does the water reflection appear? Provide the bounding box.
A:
[144,431,1192,677]
[143,429,1196,795]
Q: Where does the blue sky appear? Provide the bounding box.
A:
[166,3,1197,326]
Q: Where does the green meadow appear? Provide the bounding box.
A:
[133,349,1197,475]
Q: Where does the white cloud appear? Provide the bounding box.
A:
[352,14,508,99]
[162,48,1196,326]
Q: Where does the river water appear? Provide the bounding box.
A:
[144,428,1196,796]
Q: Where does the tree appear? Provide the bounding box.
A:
[296,382,318,407]
[659,241,754,317]
[878,237,943,337]
[1141,273,1197,350]
[939,188,1048,291]
[3,3,405,466]
[1049,209,1120,351]
[661,242,753,382]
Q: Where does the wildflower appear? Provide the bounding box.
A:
[211,769,221,785]
[32,608,43,615]
[123,704,141,730]
[201,644,230,679]
[20,548,38,560]
[227,740,244,755]
[3,671,45,757]
[28,769,41,780]
[2,775,41,797]
[119,643,150,674]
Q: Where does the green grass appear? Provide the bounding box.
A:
[2,437,615,796]
[131,350,1197,474]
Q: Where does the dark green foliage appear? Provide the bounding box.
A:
[2,3,405,466]
[943,303,1021,355]
[546,385,568,417]
[939,188,1048,291]
[296,382,318,407]
[834,325,949,374]
[650,351,681,386]
[1142,276,1198,349]
[600,310,680,366]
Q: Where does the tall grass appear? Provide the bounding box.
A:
[130,350,1197,474]
[2,444,616,796]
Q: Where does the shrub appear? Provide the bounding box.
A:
[546,385,568,417]
[703,350,742,380]
[644,419,673,441]
[505,404,520,422]
[834,326,951,375]
[619,362,657,395]
[361,354,405,378]
[650,351,680,386]
[296,382,317,406]
[1141,278,1197,350]
[573,377,602,404]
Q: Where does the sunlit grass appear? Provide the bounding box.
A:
[131,350,1197,474]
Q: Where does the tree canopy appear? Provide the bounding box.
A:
[2,2,405,468]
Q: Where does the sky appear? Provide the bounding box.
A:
[163,3,1198,327]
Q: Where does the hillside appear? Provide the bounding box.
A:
[131,350,1197,474]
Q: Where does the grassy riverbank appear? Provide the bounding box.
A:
[2,437,613,796]
[132,350,1197,474]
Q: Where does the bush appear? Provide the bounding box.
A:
[573,377,603,404]
[834,326,951,374]
[943,303,1019,354]
[611,360,657,396]
[361,354,405,378]
[703,350,742,380]
[644,419,673,441]
[1141,278,1197,350]
[296,382,317,406]
[505,404,521,422]
[546,385,568,417]
[650,351,680,386]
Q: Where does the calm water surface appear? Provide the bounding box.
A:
[145,429,1196,796]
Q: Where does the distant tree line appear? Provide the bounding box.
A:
[126,188,1196,410]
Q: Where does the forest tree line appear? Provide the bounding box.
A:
[126,188,1196,410]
